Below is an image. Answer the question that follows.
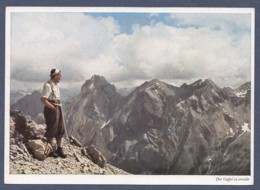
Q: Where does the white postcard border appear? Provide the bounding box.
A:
[4,6,255,185]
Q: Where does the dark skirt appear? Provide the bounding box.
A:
[44,106,65,139]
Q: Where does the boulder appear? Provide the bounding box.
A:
[81,145,107,168]
[10,110,46,141]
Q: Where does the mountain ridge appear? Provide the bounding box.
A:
[64,75,251,175]
[10,75,251,175]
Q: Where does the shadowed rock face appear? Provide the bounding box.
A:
[65,75,121,147]
[65,76,251,175]
[10,110,46,141]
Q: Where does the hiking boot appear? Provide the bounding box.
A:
[56,147,67,158]
[49,151,59,158]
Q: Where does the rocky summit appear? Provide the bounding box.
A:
[65,76,251,175]
[9,110,128,175]
[65,75,121,146]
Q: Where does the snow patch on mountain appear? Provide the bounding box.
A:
[241,123,250,132]
[101,119,111,129]
[236,90,248,97]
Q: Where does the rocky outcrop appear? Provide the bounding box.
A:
[81,146,107,168]
[205,132,250,175]
[10,110,46,140]
[65,76,251,175]
[9,110,128,175]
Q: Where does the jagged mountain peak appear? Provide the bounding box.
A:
[144,79,165,89]
[190,78,225,98]
[236,82,251,91]
[189,79,204,87]
[235,82,251,98]
[203,78,218,86]
[150,78,163,84]
[90,75,108,85]
[189,78,217,88]
[31,90,42,96]
[11,90,43,119]
[179,78,221,98]
[127,79,178,101]
[74,75,119,103]
[57,76,251,175]
[81,75,112,95]
[204,77,213,82]
[195,78,227,100]
[136,79,177,91]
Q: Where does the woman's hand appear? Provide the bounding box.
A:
[40,97,56,109]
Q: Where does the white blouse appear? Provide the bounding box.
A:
[42,80,61,101]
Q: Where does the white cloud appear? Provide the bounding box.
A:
[111,21,251,87]
[169,13,251,32]
[11,13,120,82]
[10,12,252,91]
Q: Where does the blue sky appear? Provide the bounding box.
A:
[9,9,253,90]
[87,13,176,34]
[86,12,251,34]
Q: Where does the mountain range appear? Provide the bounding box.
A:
[10,75,251,175]
[64,75,251,175]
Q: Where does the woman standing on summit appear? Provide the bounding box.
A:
[40,69,67,158]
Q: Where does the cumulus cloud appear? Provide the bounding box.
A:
[111,21,251,87]
[11,12,120,83]
[9,11,252,90]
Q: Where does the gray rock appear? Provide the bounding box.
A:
[66,77,251,175]
[10,110,46,140]
[9,111,128,175]
[82,145,107,168]
[65,75,121,146]
[69,136,82,147]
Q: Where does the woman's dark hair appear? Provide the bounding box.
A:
[50,69,60,79]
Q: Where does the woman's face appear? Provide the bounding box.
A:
[54,72,62,83]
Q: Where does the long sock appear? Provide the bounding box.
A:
[56,137,63,148]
